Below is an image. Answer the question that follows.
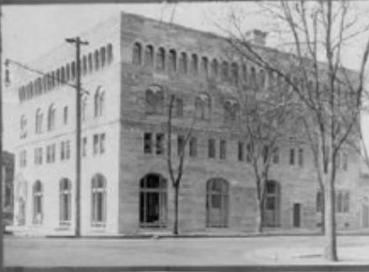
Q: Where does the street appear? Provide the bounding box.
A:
[4,235,369,266]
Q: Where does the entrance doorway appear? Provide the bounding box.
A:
[293,203,301,228]
[263,180,280,227]
[206,178,229,228]
[139,173,167,228]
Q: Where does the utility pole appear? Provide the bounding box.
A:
[66,37,88,238]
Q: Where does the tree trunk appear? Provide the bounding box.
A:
[255,197,264,233]
[173,185,179,235]
[324,174,338,261]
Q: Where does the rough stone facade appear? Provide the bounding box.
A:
[10,12,364,236]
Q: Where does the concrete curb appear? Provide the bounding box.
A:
[5,265,369,272]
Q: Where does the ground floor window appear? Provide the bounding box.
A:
[33,180,43,224]
[91,174,107,227]
[139,173,167,228]
[59,178,72,225]
[206,178,229,228]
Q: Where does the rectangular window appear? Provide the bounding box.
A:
[220,140,226,160]
[93,134,99,155]
[246,143,252,163]
[144,133,152,154]
[289,148,295,165]
[156,133,164,155]
[273,147,279,164]
[66,140,71,159]
[34,148,43,165]
[175,98,184,117]
[63,106,68,125]
[238,141,244,161]
[177,135,185,156]
[189,137,197,157]
[60,142,65,160]
[100,133,105,154]
[51,144,56,163]
[316,191,323,212]
[82,137,87,157]
[298,148,304,167]
[208,138,216,158]
[263,145,269,163]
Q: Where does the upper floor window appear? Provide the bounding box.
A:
[107,43,113,64]
[82,137,88,157]
[220,140,226,160]
[47,104,56,131]
[82,96,88,121]
[156,47,165,72]
[132,42,142,65]
[20,115,27,139]
[177,135,185,156]
[66,63,71,81]
[231,63,239,85]
[143,132,165,156]
[189,137,197,157]
[242,64,247,83]
[60,140,71,161]
[145,86,164,115]
[246,143,252,163]
[221,61,229,81]
[94,50,100,70]
[337,191,350,213]
[201,57,208,78]
[100,46,106,68]
[316,191,323,212]
[208,138,216,158]
[250,67,256,87]
[63,106,68,125]
[179,52,188,74]
[71,62,76,80]
[46,144,56,163]
[19,150,27,168]
[238,141,244,161]
[88,53,93,72]
[195,93,211,120]
[272,147,279,164]
[191,54,198,75]
[93,133,106,155]
[289,148,295,165]
[156,133,165,155]
[144,45,154,67]
[211,59,218,79]
[259,69,266,89]
[82,56,88,75]
[61,67,66,84]
[169,49,177,72]
[94,87,105,117]
[34,147,43,165]
[298,148,304,167]
[175,97,184,117]
[224,98,239,123]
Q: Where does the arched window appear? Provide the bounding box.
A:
[94,50,100,70]
[91,174,107,226]
[56,69,61,86]
[195,93,211,120]
[35,108,43,134]
[94,87,105,117]
[145,85,164,115]
[42,76,48,92]
[20,115,27,139]
[206,178,229,227]
[224,98,239,122]
[59,178,72,225]
[88,53,93,72]
[221,61,229,81]
[33,180,43,224]
[168,49,177,72]
[139,173,167,227]
[201,57,209,78]
[191,54,198,75]
[144,45,154,67]
[107,43,113,64]
[71,62,76,80]
[61,67,66,84]
[82,96,88,121]
[28,82,34,98]
[179,52,188,74]
[47,104,56,131]
[231,63,238,85]
[132,42,142,65]
[66,64,71,82]
[156,47,165,72]
[100,47,106,68]
[211,59,218,79]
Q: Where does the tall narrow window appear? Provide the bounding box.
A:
[132,42,142,65]
[246,143,252,163]
[156,47,165,72]
[93,134,99,155]
[175,97,183,117]
[191,54,198,75]
[100,47,106,68]
[169,49,177,72]
[107,44,113,64]
[242,64,247,83]
[177,135,185,156]
[289,148,295,165]
[220,140,226,160]
[298,148,304,167]
[273,147,279,164]
[144,132,152,154]
[88,53,93,72]
[145,86,164,115]
[59,178,72,225]
[231,63,239,85]
[20,115,27,139]
[144,45,154,67]
[343,153,348,170]
[100,133,105,154]
[259,69,265,89]
[238,142,244,161]
[63,106,68,125]
[94,50,100,70]
[82,56,87,75]
[82,97,87,121]
[82,137,87,157]
[316,191,323,212]
[179,52,188,74]
[47,104,56,131]
[195,94,211,120]
[33,180,43,224]
[201,57,208,78]
[208,138,216,158]
[221,61,229,81]
[91,174,107,226]
[156,133,165,155]
[211,59,218,79]
[189,137,197,157]
[71,62,76,80]
[94,87,105,117]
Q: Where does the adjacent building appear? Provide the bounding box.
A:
[10,12,364,236]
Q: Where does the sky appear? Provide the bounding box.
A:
[2,1,369,152]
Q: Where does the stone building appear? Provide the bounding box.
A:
[2,151,14,226]
[10,12,363,236]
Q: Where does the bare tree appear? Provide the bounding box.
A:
[225,0,369,261]
[166,94,193,235]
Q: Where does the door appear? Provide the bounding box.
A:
[293,203,301,228]
[263,180,280,227]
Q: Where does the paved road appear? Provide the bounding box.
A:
[4,235,369,266]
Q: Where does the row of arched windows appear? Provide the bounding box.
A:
[20,87,105,139]
[144,87,239,122]
[31,174,107,226]
[18,44,113,102]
